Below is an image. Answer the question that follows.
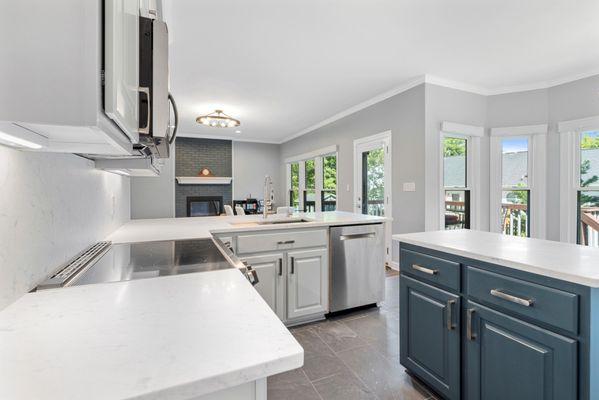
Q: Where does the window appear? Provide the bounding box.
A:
[289,162,299,210]
[577,130,599,246]
[286,146,338,212]
[443,136,470,229]
[501,137,530,237]
[362,148,385,216]
[322,155,337,211]
[303,159,316,212]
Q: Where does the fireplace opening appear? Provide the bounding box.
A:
[187,196,223,217]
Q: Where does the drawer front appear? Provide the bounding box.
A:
[466,266,579,334]
[236,229,327,255]
[400,249,460,291]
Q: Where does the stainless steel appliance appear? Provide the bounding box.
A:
[330,223,385,312]
[36,237,257,290]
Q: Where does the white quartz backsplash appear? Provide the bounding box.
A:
[0,146,130,309]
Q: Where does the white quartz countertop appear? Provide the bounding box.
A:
[0,269,303,400]
[394,230,599,287]
[108,211,388,244]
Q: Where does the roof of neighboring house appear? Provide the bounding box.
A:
[444,149,599,189]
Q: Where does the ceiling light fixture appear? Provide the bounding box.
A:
[196,110,240,128]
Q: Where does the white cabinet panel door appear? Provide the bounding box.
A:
[104,0,139,142]
[287,248,328,320]
[241,253,285,320]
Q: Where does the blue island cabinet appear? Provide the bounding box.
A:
[399,242,596,400]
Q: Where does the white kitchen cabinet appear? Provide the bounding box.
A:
[239,253,285,320]
[287,248,328,320]
[234,228,329,325]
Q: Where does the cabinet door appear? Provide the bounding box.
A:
[400,275,460,400]
[287,248,328,320]
[240,253,286,321]
[465,301,577,400]
[104,0,140,141]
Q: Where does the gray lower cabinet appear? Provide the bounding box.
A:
[465,301,577,400]
[239,253,286,320]
[400,275,461,400]
[239,245,328,325]
[287,248,328,320]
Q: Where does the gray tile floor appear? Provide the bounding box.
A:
[268,275,439,400]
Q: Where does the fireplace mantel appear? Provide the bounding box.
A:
[176,177,232,185]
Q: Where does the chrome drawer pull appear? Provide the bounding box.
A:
[411,264,438,275]
[490,289,534,307]
[446,299,456,331]
[467,308,476,341]
[276,240,295,245]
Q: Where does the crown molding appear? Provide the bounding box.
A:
[176,131,280,144]
[279,76,426,144]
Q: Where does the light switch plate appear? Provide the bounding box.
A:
[403,182,416,192]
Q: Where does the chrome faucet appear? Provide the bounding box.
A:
[263,175,274,219]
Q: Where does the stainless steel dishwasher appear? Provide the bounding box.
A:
[330,223,385,312]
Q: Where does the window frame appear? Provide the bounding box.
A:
[559,116,599,244]
[285,146,338,212]
[490,125,547,239]
[440,130,479,230]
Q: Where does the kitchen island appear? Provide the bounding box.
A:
[394,230,599,400]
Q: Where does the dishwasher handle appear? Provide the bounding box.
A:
[339,232,376,241]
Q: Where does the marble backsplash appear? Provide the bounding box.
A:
[0,147,130,310]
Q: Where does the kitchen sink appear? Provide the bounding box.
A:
[257,218,312,225]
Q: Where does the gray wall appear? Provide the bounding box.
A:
[233,141,283,205]
[131,147,176,219]
[175,138,232,217]
[281,85,426,239]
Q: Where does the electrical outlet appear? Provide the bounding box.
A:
[403,182,416,192]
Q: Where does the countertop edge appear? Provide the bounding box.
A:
[394,235,599,288]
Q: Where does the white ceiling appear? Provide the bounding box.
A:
[166,0,599,143]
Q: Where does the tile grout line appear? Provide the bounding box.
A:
[310,324,382,400]
[300,368,325,400]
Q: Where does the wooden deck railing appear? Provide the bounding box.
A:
[580,207,599,246]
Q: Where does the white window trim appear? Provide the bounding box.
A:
[285,147,339,212]
[439,124,483,230]
[559,116,599,243]
[489,125,547,239]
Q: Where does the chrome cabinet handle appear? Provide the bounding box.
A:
[278,258,283,276]
[290,257,295,274]
[446,299,456,331]
[490,289,534,307]
[411,264,438,275]
[277,240,295,245]
[168,93,178,145]
[467,308,476,341]
[339,232,376,241]
[138,86,151,134]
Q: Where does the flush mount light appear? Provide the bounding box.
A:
[196,110,240,128]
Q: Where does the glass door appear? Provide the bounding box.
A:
[354,133,392,265]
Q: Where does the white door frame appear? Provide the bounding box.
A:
[353,131,393,266]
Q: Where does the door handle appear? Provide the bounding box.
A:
[467,308,476,341]
[290,257,295,274]
[138,86,151,134]
[278,258,283,276]
[277,240,295,245]
[411,264,438,275]
[490,289,534,307]
[339,232,376,241]
[446,299,456,331]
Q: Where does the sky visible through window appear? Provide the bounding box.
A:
[502,137,528,153]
